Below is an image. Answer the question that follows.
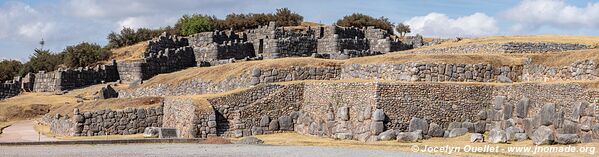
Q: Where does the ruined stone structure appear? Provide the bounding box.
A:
[0,77,22,100]
[31,61,119,92]
[408,42,589,54]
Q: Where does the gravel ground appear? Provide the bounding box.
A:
[0,143,441,157]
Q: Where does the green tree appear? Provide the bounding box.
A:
[19,49,64,75]
[176,14,217,36]
[274,8,303,27]
[63,42,111,68]
[395,23,411,37]
[0,60,23,82]
[106,27,174,49]
[335,13,394,33]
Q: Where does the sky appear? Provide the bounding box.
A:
[1,0,599,61]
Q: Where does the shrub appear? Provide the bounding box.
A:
[63,42,111,68]
[335,13,394,33]
[0,60,23,82]
[19,49,64,75]
[176,14,217,36]
[396,23,411,37]
[106,27,171,49]
[218,8,303,31]
[274,8,303,27]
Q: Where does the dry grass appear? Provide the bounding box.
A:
[256,132,599,157]
[0,83,160,121]
[107,41,148,62]
[34,123,144,140]
[414,35,599,51]
[142,57,341,87]
[138,48,599,89]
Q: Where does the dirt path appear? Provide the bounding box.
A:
[0,120,58,142]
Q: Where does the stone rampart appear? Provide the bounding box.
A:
[0,77,22,100]
[33,62,119,92]
[410,42,590,54]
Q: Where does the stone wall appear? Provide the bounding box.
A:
[119,59,599,98]
[341,63,521,82]
[162,98,214,138]
[118,65,341,97]
[71,106,163,136]
[117,33,196,83]
[33,62,119,92]
[0,77,22,100]
[410,42,590,54]
[40,114,75,136]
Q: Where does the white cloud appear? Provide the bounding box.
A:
[503,0,599,32]
[404,12,499,38]
[0,2,54,40]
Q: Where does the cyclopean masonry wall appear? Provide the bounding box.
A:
[45,81,599,142]
[193,81,599,142]
[0,77,22,100]
[162,98,214,138]
[32,61,119,92]
[61,106,165,136]
[117,33,196,83]
[119,59,599,98]
[408,42,590,54]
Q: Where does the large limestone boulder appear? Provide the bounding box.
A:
[470,133,484,143]
[497,75,513,83]
[448,128,468,138]
[397,130,423,143]
[378,130,397,141]
[259,116,270,127]
[143,127,160,138]
[372,109,385,121]
[428,123,445,137]
[337,107,349,121]
[269,119,279,131]
[462,121,475,133]
[278,116,293,131]
[555,134,579,144]
[408,117,428,133]
[505,126,524,141]
[532,126,554,145]
[448,121,462,130]
[489,128,508,144]
[516,98,530,118]
[539,103,556,126]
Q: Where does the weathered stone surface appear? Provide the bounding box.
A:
[581,131,593,143]
[592,124,599,139]
[477,110,487,120]
[143,127,160,138]
[505,126,524,141]
[497,75,513,83]
[462,122,475,133]
[515,133,528,141]
[571,101,588,122]
[474,121,486,134]
[235,136,264,145]
[408,117,428,133]
[378,130,397,141]
[370,121,384,135]
[503,103,513,120]
[278,116,293,131]
[532,126,554,145]
[269,119,279,131]
[397,130,422,143]
[556,134,579,144]
[259,116,270,127]
[372,109,384,121]
[337,107,349,121]
[489,128,508,144]
[448,121,462,130]
[448,128,468,138]
[539,103,555,126]
[493,96,506,110]
[428,123,445,137]
[516,98,530,118]
[158,128,178,139]
[470,133,484,143]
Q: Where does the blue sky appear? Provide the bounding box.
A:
[1,0,599,61]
